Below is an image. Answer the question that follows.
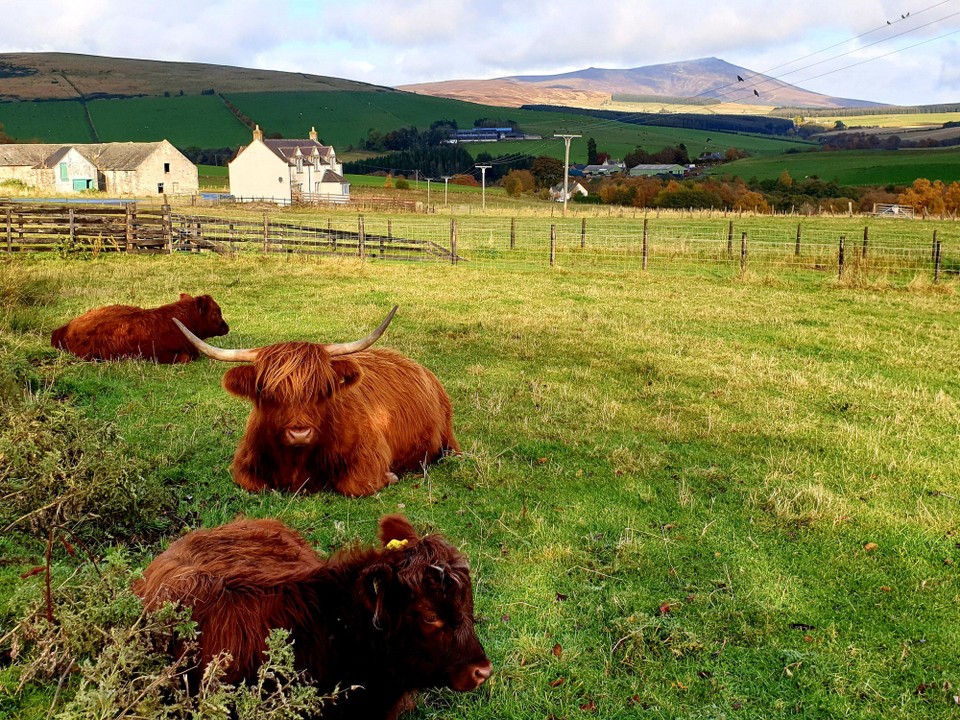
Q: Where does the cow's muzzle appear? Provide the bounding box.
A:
[283,427,315,446]
[451,658,493,692]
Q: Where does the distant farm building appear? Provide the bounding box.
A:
[228,126,349,205]
[628,163,686,178]
[0,141,197,195]
[582,159,626,177]
[549,181,589,202]
[447,128,542,143]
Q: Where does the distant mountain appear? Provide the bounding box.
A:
[0,52,391,101]
[400,57,881,110]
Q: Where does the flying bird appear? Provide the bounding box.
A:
[737,75,744,82]
[753,89,760,97]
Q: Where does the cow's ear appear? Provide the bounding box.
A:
[379,514,420,547]
[195,295,213,314]
[179,293,192,301]
[357,563,394,625]
[332,357,363,389]
[223,365,257,399]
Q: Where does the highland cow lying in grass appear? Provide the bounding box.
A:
[52,293,229,363]
[174,305,460,496]
[134,514,491,720]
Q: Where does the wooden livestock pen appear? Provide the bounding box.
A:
[0,200,461,261]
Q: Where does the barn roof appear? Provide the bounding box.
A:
[0,141,168,171]
[321,169,345,183]
[0,144,62,167]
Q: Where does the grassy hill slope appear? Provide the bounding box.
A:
[0,52,385,100]
[716,147,960,185]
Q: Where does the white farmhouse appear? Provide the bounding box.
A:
[0,140,197,195]
[228,126,349,205]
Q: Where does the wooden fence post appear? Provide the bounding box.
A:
[262,213,269,253]
[5,207,11,253]
[580,217,586,249]
[932,230,938,262]
[510,217,516,250]
[450,219,457,265]
[68,208,75,250]
[727,220,734,257]
[862,226,868,259]
[740,231,747,273]
[162,204,172,254]
[125,202,136,253]
[934,237,942,283]
[642,217,649,270]
[550,224,556,267]
[838,235,845,278]
[795,223,802,256]
[358,215,366,260]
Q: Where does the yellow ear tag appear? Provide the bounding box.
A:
[386,538,409,551]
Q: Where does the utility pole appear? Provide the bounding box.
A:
[553,132,581,217]
[441,175,452,205]
[426,177,431,207]
[476,165,492,211]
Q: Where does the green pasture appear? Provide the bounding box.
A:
[1,243,958,718]
[803,112,960,128]
[0,100,94,143]
[86,95,250,146]
[716,147,960,186]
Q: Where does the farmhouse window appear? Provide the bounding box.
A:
[59,162,68,181]
[164,163,170,173]
[157,183,164,193]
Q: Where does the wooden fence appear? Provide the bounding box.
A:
[0,201,459,261]
[1,201,170,253]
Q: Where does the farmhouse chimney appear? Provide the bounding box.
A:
[253,125,263,141]
[309,126,318,141]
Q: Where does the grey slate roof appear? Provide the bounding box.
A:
[0,141,167,171]
[260,139,334,165]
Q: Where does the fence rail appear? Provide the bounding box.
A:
[1,200,956,282]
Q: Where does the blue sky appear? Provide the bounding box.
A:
[2,0,959,105]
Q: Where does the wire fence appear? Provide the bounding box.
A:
[177,210,956,281]
[3,198,956,283]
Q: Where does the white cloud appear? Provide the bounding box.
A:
[2,0,959,104]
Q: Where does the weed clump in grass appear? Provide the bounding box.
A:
[0,395,178,547]
[7,551,337,719]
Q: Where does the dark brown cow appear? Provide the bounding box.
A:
[134,514,492,720]
[174,306,460,496]
[52,293,230,363]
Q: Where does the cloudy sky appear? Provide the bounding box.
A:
[3,0,960,105]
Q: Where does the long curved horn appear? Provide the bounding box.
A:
[325,305,398,357]
[173,318,259,363]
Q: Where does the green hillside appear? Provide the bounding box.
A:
[1,89,810,167]
[0,100,93,142]
[715,147,960,185]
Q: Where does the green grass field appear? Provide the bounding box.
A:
[1,240,958,718]
[0,100,94,143]
[87,95,251,146]
[715,147,960,186]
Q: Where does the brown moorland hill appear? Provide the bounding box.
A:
[400,58,880,110]
[0,52,390,101]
